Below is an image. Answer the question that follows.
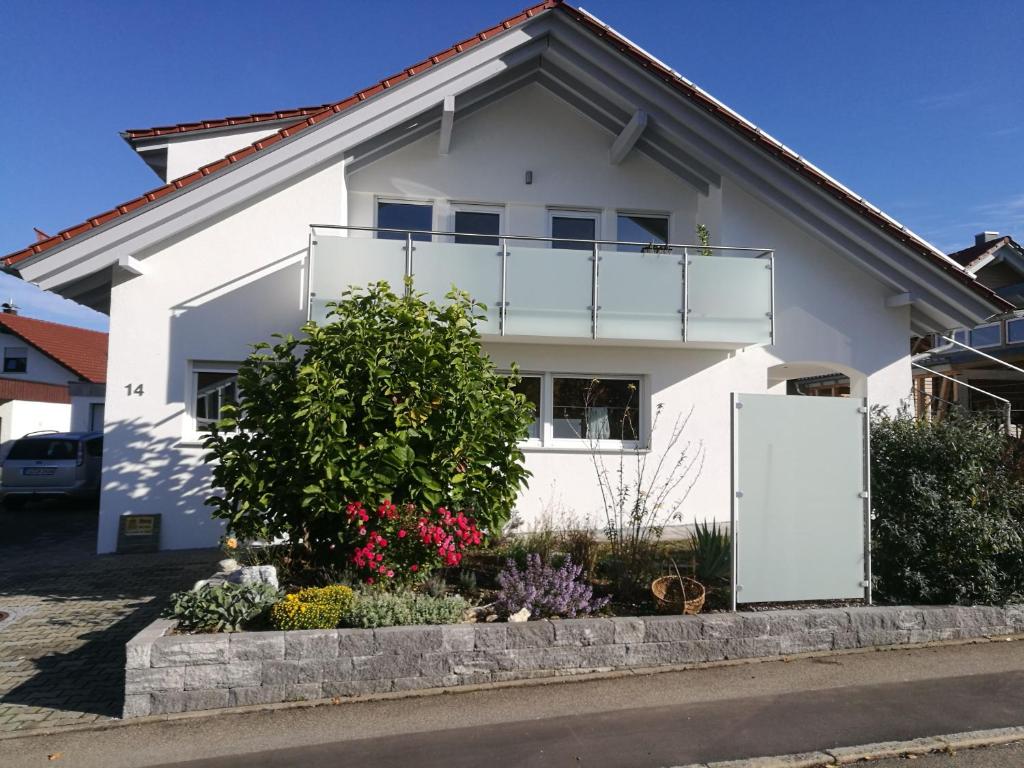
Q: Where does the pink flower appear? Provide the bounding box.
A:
[386,570,394,578]
[398,529,407,539]
[410,564,419,573]
[366,577,374,585]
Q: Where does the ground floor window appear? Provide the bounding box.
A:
[504,372,643,448]
[189,365,239,435]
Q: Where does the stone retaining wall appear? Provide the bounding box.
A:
[124,604,1024,717]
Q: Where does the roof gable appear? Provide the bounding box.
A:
[0,314,108,383]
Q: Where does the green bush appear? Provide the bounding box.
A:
[871,410,1024,605]
[203,282,534,563]
[269,584,355,630]
[167,581,279,633]
[691,519,730,584]
[343,591,467,629]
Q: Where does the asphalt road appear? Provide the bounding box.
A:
[3,639,1023,768]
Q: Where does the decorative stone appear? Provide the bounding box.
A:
[218,558,240,573]
[508,608,531,622]
[228,565,278,589]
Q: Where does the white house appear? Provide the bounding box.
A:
[2,0,1010,554]
[0,308,108,456]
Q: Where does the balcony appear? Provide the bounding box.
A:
[308,226,775,348]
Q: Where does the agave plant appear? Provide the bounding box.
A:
[691,519,730,584]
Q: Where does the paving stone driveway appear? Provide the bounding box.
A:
[0,503,216,733]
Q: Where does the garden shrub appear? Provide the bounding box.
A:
[343,591,467,629]
[345,501,482,584]
[871,409,1024,605]
[167,581,279,633]
[203,282,535,565]
[496,554,609,619]
[269,584,355,630]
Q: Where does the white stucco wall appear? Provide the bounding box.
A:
[155,126,290,183]
[96,81,910,552]
[0,400,72,458]
[98,161,346,552]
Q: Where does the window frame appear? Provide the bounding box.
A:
[501,371,645,451]
[502,371,544,447]
[185,362,241,443]
[969,322,1002,349]
[615,210,671,252]
[3,346,28,374]
[450,202,504,246]
[374,196,435,241]
[548,208,600,250]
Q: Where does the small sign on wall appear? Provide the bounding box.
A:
[117,514,161,553]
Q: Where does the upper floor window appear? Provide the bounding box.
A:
[453,207,501,246]
[3,346,27,373]
[377,201,432,241]
[616,213,669,252]
[550,210,597,250]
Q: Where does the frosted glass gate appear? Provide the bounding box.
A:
[730,393,870,607]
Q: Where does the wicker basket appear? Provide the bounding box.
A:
[651,575,706,615]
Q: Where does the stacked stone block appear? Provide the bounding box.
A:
[124,604,1024,717]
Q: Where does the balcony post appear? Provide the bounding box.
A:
[500,237,508,337]
[768,251,776,345]
[591,241,600,340]
[681,247,689,342]
[404,231,414,297]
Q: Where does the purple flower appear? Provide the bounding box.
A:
[496,554,610,619]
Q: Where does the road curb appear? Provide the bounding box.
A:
[668,725,1024,767]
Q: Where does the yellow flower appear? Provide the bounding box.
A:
[225,537,238,550]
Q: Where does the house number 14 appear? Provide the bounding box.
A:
[125,383,144,396]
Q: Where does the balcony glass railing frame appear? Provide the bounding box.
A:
[309,224,775,346]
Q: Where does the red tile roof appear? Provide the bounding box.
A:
[948,236,1018,269]
[123,104,341,140]
[0,0,1013,313]
[0,379,71,405]
[0,314,107,384]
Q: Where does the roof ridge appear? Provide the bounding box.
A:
[0,312,107,336]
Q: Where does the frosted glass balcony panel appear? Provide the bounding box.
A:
[598,246,683,341]
[504,245,593,338]
[686,255,773,344]
[310,235,406,323]
[411,241,502,334]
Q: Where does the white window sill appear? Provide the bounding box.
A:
[521,442,651,455]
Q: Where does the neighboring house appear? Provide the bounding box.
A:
[913,232,1024,424]
[1,1,1009,553]
[0,307,108,454]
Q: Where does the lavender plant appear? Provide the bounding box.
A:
[496,554,610,619]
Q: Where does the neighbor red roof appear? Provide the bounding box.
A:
[0,0,1012,313]
[0,379,71,405]
[0,314,107,384]
[948,236,1019,270]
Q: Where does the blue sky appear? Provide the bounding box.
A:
[1,0,1022,331]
